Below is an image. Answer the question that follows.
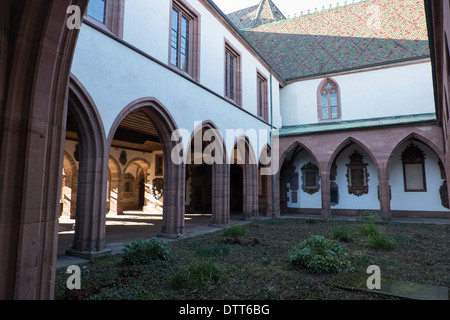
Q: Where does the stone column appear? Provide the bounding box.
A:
[158,161,185,238]
[0,0,88,300]
[378,169,392,221]
[210,163,230,227]
[320,170,332,221]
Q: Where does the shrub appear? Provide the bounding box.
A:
[122,238,172,265]
[222,225,246,237]
[356,211,380,224]
[288,235,353,274]
[357,223,380,236]
[332,226,353,242]
[366,233,394,250]
[171,260,224,288]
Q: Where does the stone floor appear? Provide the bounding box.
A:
[56,211,250,269]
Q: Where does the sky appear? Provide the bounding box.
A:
[212,0,349,17]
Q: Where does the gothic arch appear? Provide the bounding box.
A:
[66,75,110,258]
[230,135,258,219]
[327,137,381,178]
[185,120,230,226]
[386,132,445,175]
[108,97,185,237]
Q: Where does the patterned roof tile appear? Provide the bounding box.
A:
[233,0,430,80]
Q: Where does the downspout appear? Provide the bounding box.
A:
[270,69,275,218]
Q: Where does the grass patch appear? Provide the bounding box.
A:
[170,260,226,288]
[194,245,230,258]
[222,225,246,237]
[332,226,354,242]
[357,223,380,237]
[366,233,395,250]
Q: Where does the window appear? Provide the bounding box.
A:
[301,162,320,195]
[170,0,200,80]
[257,72,268,121]
[346,151,369,196]
[318,78,341,121]
[86,0,125,38]
[88,0,106,23]
[402,143,426,192]
[225,41,242,105]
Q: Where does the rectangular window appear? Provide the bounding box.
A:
[86,0,125,38]
[257,72,268,121]
[170,0,199,80]
[88,0,106,24]
[225,42,241,105]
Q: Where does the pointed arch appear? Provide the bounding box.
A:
[107,97,184,237]
[66,75,110,258]
[185,120,230,227]
[387,132,445,174]
[230,135,258,219]
[327,137,380,178]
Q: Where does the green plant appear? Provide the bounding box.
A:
[366,233,394,250]
[194,245,230,258]
[122,238,172,265]
[356,211,380,224]
[357,223,380,236]
[332,226,353,242]
[288,235,353,274]
[222,225,246,237]
[171,260,225,288]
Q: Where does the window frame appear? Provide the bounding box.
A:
[85,0,125,38]
[317,78,342,121]
[224,39,242,106]
[169,0,200,81]
[257,70,269,121]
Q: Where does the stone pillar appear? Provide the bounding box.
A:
[378,169,392,221]
[158,161,185,238]
[0,0,88,300]
[210,163,230,227]
[243,164,259,220]
[320,170,332,220]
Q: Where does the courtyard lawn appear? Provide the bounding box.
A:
[55,218,449,300]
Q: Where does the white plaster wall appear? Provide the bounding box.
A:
[122,0,282,128]
[389,141,447,212]
[333,146,380,211]
[73,0,282,162]
[286,151,321,209]
[280,62,435,127]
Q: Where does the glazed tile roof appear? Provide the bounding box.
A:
[226,0,286,30]
[278,113,437,137]
[232,0,430,80]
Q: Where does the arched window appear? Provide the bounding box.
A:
[318,78,341,121]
